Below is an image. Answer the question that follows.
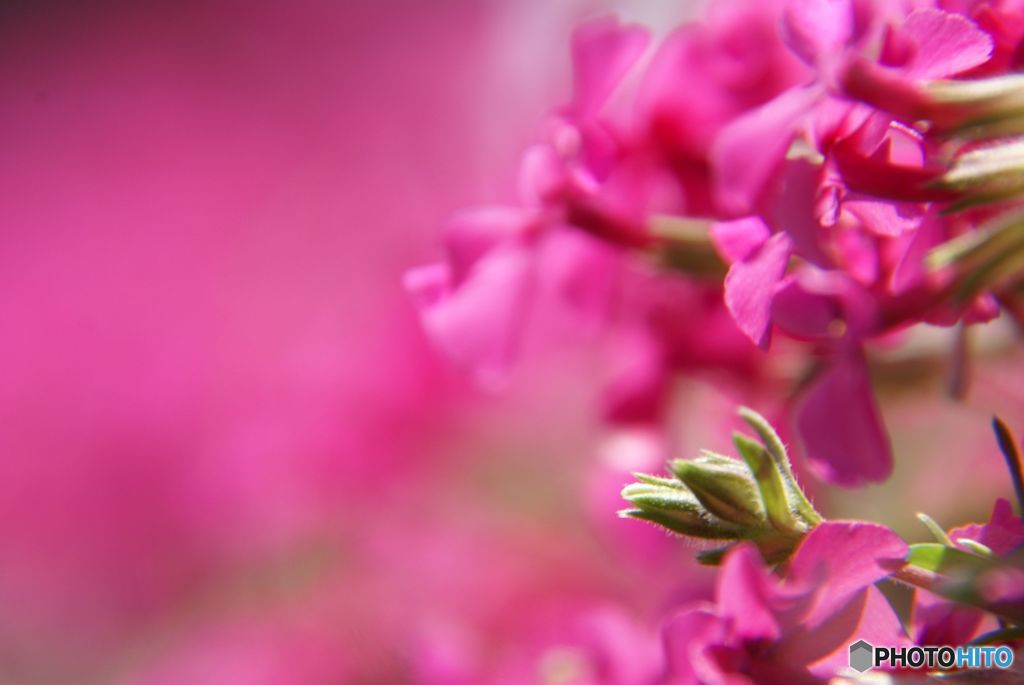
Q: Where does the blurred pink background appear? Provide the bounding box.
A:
[0,2,692,682]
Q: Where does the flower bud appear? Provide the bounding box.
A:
[928,212,1024,301]
[670,457,766,528]
[619,482,745,540]
[732,433,805,535]
[738,407,821,526]
[841,60,1024,138]
[930,139,1024,211]
[621,409,823,563]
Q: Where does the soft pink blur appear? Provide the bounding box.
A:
[0,2,704,683]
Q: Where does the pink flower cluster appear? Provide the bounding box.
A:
[661,500,1024,684]
[408,0,1024,487]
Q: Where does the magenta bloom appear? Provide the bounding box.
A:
[636,0,811,216]
[662,521,909,684]
[409,1,1024,495]
[405,17,650,387]
[912,498,1024,645]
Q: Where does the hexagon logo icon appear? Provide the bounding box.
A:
[849,640,874,673]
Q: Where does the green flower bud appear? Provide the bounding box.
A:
[732,433,805,535]
[619,482,745,540]
[620,408,823,565]
[738,407,821,526]
[928,213,1024,302]
[669,457,766,528]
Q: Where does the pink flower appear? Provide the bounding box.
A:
[704,4,1008,484]
[662,521,909,684]
[713,4,993,213]
[636,0,811,216]
[911,499,1024,645]
[711,216,894,484]
[950,497,1024,557]
[948,497,1024,609]
[839,9,996,132]
[405,18,651,388]
[712,217,793,349]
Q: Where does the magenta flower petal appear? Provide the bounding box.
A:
[532,228,620,332]
[724,232,793,349]
[781,0,866,66]
[518,144,567,208]
[404,263,453,314]
[802,586,910,677]
[900,9,993,79]
[661,608,727,685]
[949,498,1024,556]
[405,244,534,388]
[712,86,819,216]
[770,160,833,267]
[570,17,650,117]
[710,217,771,264]
[844,196,923,237]
[442,207,534,283]
[890,214,943,294]
[787,521,908,628]
[716,545,783,642]
[912,589,987,646]
[795,348,893,485]
[772,278,839,340]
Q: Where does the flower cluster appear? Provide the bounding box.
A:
[408,0,1024,487]
[623,408,1024,682]
[408,0,1024,682]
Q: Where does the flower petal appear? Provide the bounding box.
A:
[772,277,839,340]
[661,607,729,685]
[571,17,650,117]
[405,244,534,388]
[787,521,908,627]
[724,232,793,349]
[442,207,533,283]
[710,217,770,264]
[795,348,893,485]
[803,586,909,677]
[716,545,783,642]
[901,9,993,79]
[712,86,819,216]
[782,0,872,66]
[912,588,987,646]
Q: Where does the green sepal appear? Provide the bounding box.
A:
[632,472,687,489]
[956,538,995,558]
[737,407,821,526]
[733,432,803,534]
[906,543,995,575]
[916,512,955,547]
[696,546,732,566]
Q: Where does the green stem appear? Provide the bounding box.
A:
[891,566,1024,625]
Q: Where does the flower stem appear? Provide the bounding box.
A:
[890,565,1024,625]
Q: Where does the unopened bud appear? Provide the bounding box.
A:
[620,482,745,539]
[670,457,766,528]
[733,433,805,535]
[931,139,1024,210]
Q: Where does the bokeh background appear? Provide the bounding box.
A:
[1,1,1022,683]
